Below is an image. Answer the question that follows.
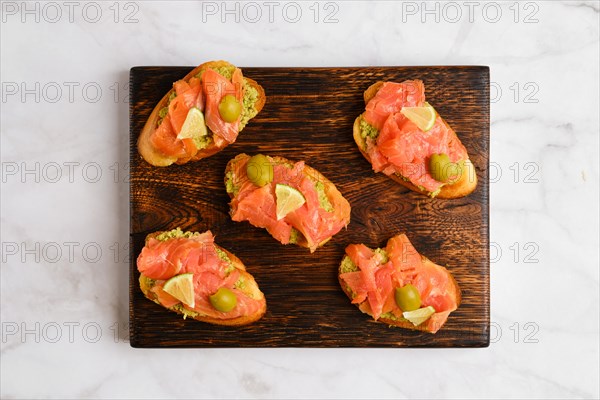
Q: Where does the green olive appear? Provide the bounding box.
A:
[395,284,421,312]
[429,153,460,183]
[246,154,273,187]
[209,287,237,312]
[218,94,242,123]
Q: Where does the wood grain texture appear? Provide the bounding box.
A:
[129,66,490,348]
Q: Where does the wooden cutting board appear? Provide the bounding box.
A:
[129,66,490,347]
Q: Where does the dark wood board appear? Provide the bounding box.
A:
[129,66,490,348]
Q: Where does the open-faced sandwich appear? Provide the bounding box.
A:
[354,80,477,198]
[338,233,461,333]
[137,228,266,325]
[138,60,266,166]
[225,154,351,253]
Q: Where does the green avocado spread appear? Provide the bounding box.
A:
[240,82,259,130]
[340,256,358,298]
[215,247,235,275]
[289,228,301,244]
[314,181,334,212]
[340,255,359,274]
[155,228,200,241]
[158,106,169,119]
[380,312,406,322]
[374,248,389,263]
[209,66,235,80]
[170,303,199,319]
[428,187,442,198]
[156,91,178,127]
[394,173,442,198]
[193,134,212,150]
[140,275,156,288]
[225,170,240,196]
[234,276,246,290]
[360,117,379,141]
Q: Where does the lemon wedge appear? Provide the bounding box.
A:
[400,102,436,132]
[275,184,306,220]
[177,107,207,141]
[402,306,436,326]
[163,273,195,308]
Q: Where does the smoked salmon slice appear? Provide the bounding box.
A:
[138,61,265,167]
[354,80,477,198]
[364,80,425,130]
[339,233,461,333]
[226,154,351,252]
[202,68,243,143]
[137,229,266,325]
[149,114,189,159]
[151,70,242,154]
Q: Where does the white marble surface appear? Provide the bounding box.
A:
[1,0,599,398]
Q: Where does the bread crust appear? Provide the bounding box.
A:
[137,60,266,167]
[338,251,461,334]
[224,154,351,251]
[139,231,266,326]
[355,81,477,199]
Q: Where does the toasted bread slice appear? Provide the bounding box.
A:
[225,154,351,252]
[354,81,477,199]
[338,234,461,334]
[137,60,266,167]
[138,230,266,326]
